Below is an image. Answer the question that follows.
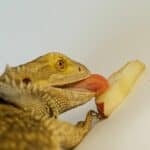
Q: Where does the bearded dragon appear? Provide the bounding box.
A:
[0,52,100,150]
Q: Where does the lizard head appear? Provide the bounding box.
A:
[2,52,91,87]
[30,52,91,86]
[0,52,96,116]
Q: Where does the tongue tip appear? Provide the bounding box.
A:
[72,74,109,94]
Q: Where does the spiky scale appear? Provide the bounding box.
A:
[32,85,37,93]
[16,66,21,72]
[42,93,49,100]
[4,75,10,83]
[27,83,32,90]
[19,81,24,89]
[11,80,17,88]
[5,64,11,72]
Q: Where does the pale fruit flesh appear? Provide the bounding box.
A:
[96,60,145,117]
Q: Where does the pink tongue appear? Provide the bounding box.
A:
[72,74,109,94]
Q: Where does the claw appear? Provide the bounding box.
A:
[89,110,103,120]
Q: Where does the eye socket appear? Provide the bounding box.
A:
[78,67,82,72]
[56,59,66,70]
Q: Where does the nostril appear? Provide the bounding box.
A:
[22,78,31,84]
[78,67,82,72]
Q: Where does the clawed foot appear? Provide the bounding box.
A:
[76,110,103,127]
[88,110,103,120]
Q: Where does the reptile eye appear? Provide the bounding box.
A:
[22,78,31,84]
[56,59,65,70]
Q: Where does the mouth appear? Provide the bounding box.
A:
[50,74,109,113]
[54,76,94,93]
[54,74,109,95]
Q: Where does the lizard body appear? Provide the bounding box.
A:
[0,104,99,150]
[0,52,99,150]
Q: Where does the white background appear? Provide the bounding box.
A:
[0,1,150,150]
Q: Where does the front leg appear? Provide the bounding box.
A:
[63,110,101,149]
[48,110,101,150]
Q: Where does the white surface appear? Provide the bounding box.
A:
[0,1,150,150]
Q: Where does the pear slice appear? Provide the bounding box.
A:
[96,60,145,117]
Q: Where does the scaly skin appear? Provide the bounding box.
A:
[0,52,99,150]
[0,104,100,150]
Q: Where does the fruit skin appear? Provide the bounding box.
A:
[97,102,106,118]
[96,60,145,117]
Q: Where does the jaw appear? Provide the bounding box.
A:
[50,78,96,113]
